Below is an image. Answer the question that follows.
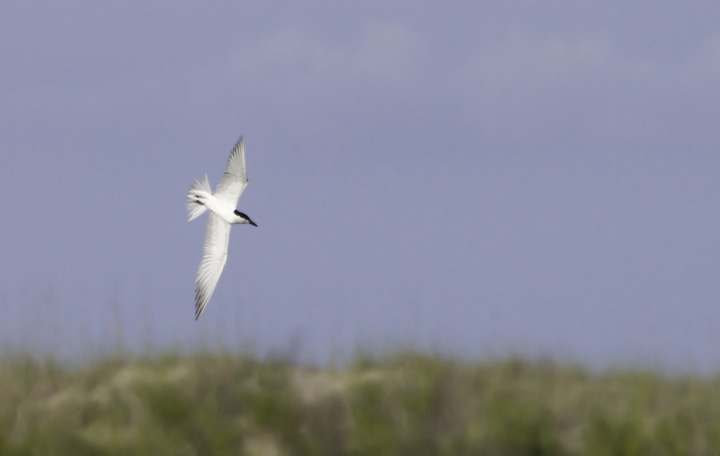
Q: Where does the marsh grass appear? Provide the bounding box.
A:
[0,352,719,455]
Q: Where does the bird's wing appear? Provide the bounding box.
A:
[195,212,232,319]
[215,136,249,207]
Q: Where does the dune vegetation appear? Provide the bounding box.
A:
[1,351,720,455]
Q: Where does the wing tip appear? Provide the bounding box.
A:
[194,294,207,320]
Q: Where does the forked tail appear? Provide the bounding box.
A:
[186,174,212,221]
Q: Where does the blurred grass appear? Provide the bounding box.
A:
[1,352,720,455]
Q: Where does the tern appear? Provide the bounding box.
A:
[186,136,257,320]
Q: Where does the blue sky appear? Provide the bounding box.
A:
[2,2,720,371]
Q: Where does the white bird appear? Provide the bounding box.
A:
[186,136,257,320]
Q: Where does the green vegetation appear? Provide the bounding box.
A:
[1,352,720,455]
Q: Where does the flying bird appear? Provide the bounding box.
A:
[186,136,257,319]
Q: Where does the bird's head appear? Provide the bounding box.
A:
[234,210,258,226]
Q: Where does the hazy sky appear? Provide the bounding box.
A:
[3,2,720,371]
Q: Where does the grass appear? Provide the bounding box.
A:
[0,351,719,455]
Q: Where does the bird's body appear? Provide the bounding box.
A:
[186,136,257,320]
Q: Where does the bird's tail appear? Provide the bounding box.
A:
[186,174,212,221]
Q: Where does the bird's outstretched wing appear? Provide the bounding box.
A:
[215,136,249,207]
[195,212,231,319]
